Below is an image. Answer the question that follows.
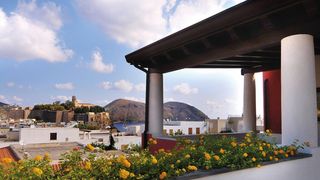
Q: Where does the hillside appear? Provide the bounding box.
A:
[0,102,8,107]
[104,99,209,122]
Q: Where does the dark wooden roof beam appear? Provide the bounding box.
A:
[241,65,280,75]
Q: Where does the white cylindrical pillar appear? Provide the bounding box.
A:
[281,34,318,147]
[243,73,257,132]
[147,71,163,137]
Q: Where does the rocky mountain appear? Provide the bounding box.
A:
[104,99,209,122]
[0,102,8,107]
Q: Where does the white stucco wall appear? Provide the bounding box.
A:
[20,128,79,144]
[163,121,206,135]
[195,147,320,180]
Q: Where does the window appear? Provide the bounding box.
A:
[163,129,167,135]
[196,127,200,134]
[169,129,174,135]
[50,133,57,140]
[188,128,193,135]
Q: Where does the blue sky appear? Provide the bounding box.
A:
[0,0,264,119]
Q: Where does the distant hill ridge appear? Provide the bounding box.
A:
[0,102,8,107]
[104,99,209,122]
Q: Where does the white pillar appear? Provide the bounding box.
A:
[243,73,256,132]
[281,34,318,147]
[147,70,163,137]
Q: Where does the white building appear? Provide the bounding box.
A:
[19,128,79,145]
[163,121,207,135]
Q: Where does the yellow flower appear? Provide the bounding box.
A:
[243,153,248,158]
[231,142,237,147]
[159,172,167,180]
[158,148,164,153]
[205,166,209,170]
[252,157,256,162]
[240,143,246,147]
[266,129,270,133]
[176,160,181,163]
[259,146,263,151]
[290,151,295,156]
[84,161,91,170]
[274,157,279,161]
[204,152,211,161]
[185,154,190,159]
[182,168,186,172]
[130,173,135,177]
[285,154,289,158]
[274,151,279,155]
[107,161,112,165]
[151,158,158,164]
[246,138,251,143]
[262,151,266,157]
[246,133,251,137]
[32,167,43,176]
[44,153,51,160]
[158,148,165,153]
[122,159,131,168]
[170,164,175,169]
[148,138,158,145]
[267,144,271,148]
[187,165,197,171]
[86,144,95,151]
[266,129,272,136]
[269,156,273,160]
[219,148,225,154]
[213,155,220,161]
[119,169,130,179]
[1,157,13,164]
[34,155,42,161]
[257,164,261,168]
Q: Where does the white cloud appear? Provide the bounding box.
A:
[51,95,69,102]
[90,50,114,73]
[135,83,145,92]
[0,95,5,100]
[54,82,74,90]
[206,100,224,109]
[76,0,167,48]
[75,0,244,48]
[164,97,175,102]
[168,0,225,33]
[114,80,133,92]
[13,96,23,102]
[173,83,198,95]
[6,82,15,87]
[0,1,73,62]
[100,81,112,90]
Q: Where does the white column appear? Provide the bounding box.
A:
[243,73,256,132]
[147,70,163,137]
[281,34,318,147]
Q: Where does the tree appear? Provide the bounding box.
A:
[61,100,75,110]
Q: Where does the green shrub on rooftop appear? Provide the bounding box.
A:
[0,130,307,179]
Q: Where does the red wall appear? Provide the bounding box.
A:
[143,134,177,153]
[263,70,281,133]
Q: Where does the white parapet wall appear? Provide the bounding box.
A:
[20,128,79,144]
[195,147,320,180]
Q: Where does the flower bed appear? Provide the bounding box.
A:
[0,130,309,179]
